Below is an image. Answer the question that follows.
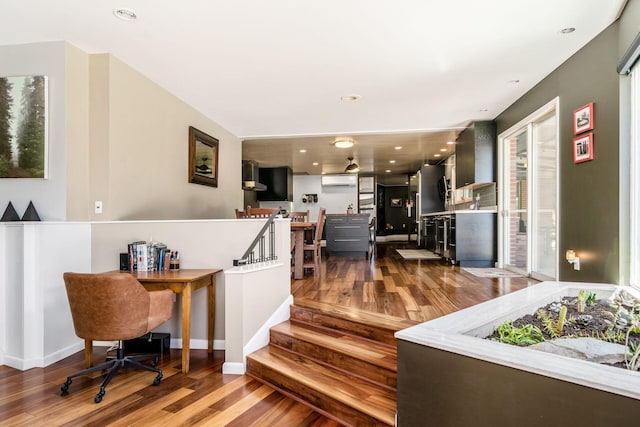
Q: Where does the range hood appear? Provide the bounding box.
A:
[242,160,267,191]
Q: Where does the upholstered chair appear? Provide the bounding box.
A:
[61,272,174,403]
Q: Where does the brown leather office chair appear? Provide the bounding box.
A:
[289,210,309,222]
[303,208,326,274]
[61,272,174,403]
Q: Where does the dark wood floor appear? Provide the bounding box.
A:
[0,242,538,426]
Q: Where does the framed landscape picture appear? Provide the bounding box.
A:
[188,126,219,187]
[0,75,48,178]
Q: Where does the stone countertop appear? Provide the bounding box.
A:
[421,207,497,216]
[395,281,640,401]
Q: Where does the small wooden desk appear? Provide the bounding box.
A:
[291,222,314,279]
[86,268,221,374]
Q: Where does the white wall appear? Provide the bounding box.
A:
[0,42,68,221]
[90,219,291,348]
[0,222,91,370]
[292,175,357,219]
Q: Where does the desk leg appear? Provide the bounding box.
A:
[294,230,305,279]
[84,339,93,368]
[181,284,192,374]
[208,277,215,353]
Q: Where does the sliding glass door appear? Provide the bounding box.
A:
[499,99,558,280]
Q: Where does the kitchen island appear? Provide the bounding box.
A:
[325,213,370,257]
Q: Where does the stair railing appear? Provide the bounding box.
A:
[233,209,279,266]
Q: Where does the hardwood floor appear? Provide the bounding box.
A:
[0,242,538,426]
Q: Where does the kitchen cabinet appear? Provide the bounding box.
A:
[257,167,293,201]
[325,214,370,256]
[423,211,496,267]
[455,121,496,187]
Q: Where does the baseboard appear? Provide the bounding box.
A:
[2,341,85,371]
[243,294,293,358]
[222,361,245,375]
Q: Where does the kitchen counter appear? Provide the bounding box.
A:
[421,207,497,216]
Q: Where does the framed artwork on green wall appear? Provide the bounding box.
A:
[0,75,48,178]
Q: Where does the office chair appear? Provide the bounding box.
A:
[60,272,174,403]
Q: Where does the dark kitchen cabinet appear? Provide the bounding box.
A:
[325,214,370,256]
[455,121,496,187]
[257,167,293,201]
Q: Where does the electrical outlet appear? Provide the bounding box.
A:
[94,201,103,214]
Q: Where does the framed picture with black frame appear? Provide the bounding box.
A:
[390,198,403,207]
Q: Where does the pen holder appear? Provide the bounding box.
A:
[169,259,180,270]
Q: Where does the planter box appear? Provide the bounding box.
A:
[395,281,640,426]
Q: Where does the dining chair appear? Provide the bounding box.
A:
[246,206,277,218]
[289,210,309,222]
[302,208,326,274]
[235,208,248,218]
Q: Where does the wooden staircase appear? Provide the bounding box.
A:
[246,299,416,427]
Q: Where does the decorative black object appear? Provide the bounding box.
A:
[21,201,41,221]
[1,202,20,221]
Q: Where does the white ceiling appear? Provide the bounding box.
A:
[0,0,626,175]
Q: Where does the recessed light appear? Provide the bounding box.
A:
[334,137,354,148]
[405,182,409,185]
[508,79,520,84]
[440,148,447,152]
[560,27,575,34]
[394,146,403,150]
[479,108,489,112]
[389,160,396,164]
[113,8,137,21]
[434,154,441,158]
[340,94,361,102]
[385,169,391,173]
[299,149,307,153]
[424,163,430,167]
[446,141,455,145]
[312,162,319,166]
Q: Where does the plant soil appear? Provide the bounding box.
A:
[486,297,640,370]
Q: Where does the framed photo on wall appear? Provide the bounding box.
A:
[573,132,594,164]
[188,126,219,187]
[390,198,403,207]
[573,102,594,134]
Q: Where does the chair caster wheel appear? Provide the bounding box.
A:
[153,373,163,385]
[94,391,104,403]
[60,379,71,395]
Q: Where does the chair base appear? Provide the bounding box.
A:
[60,345,162,403]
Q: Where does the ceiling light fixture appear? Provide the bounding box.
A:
[440,148,447,152]
[334,137,354,148]
[561,27,576,34]
[312,162,319,166]
[299,149,307,153]
[446,141,455,145]
[394,146,403,150]
[113,8,137,21]
[385,170,391,173]
[508,79,521,84]
[389,160,396,163]
[344,156,360,173]
[434,154,441,158]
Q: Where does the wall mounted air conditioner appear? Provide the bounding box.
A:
[321,174,357,187]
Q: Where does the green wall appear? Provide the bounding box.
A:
[495,23,622,283]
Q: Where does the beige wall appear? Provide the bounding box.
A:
[65,44,91,220]
[89,54,242,221]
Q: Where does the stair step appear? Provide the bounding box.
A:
[291,299,417,347]
[247,346,396,427]
[270,321,397,390]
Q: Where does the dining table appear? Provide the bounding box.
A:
[290,221,315,279]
